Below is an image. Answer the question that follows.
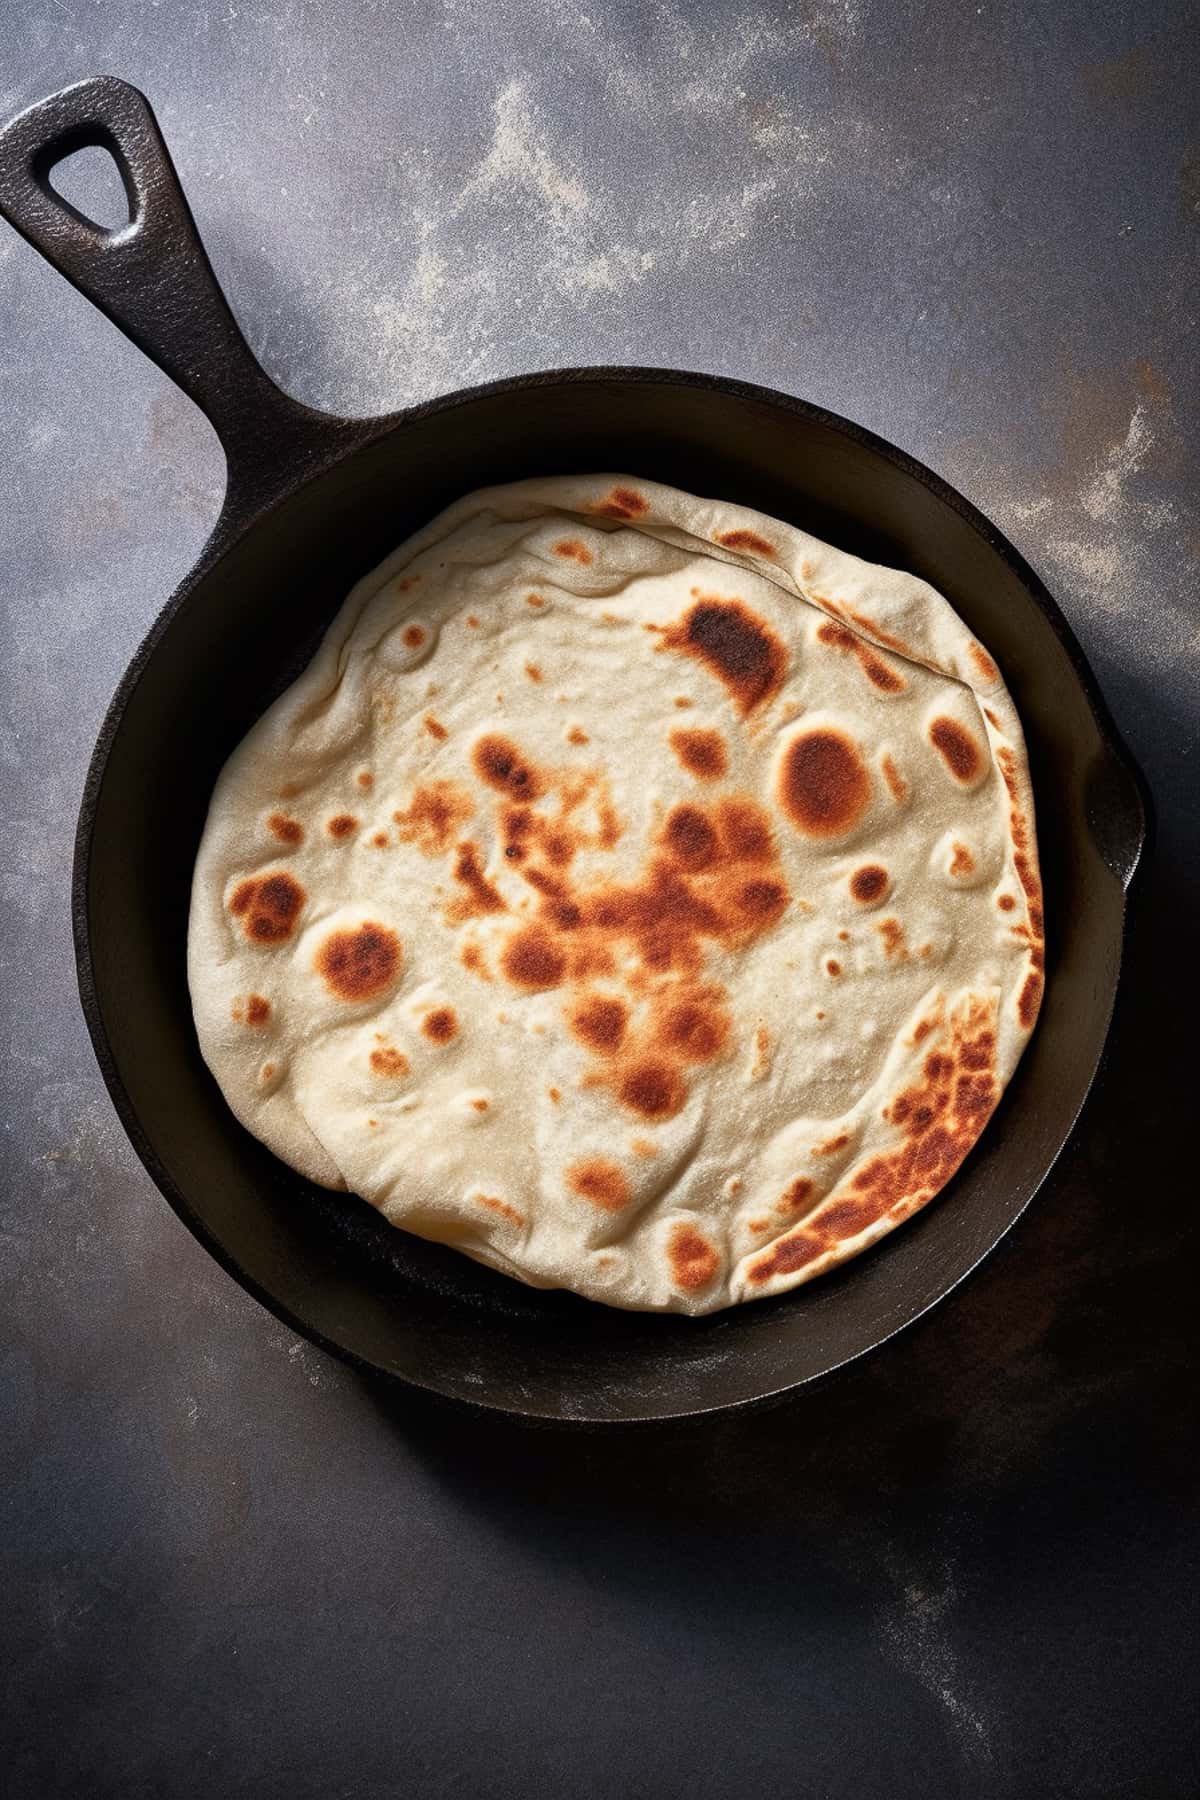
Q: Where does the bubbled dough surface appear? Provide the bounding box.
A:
[188,475,1044,1314]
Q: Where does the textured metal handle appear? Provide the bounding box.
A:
[0,77,355,515]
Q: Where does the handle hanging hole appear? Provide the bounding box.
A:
[37,131,135,233]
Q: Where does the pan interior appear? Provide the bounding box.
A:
[81,376,1131,1419]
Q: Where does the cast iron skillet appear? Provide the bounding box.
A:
[0,77,1149,1422]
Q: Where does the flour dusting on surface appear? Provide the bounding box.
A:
[456,78,590,222]
[278,4,867,411]
[952,377,1195,675]
[876,1558,994,1765]
[1079,402,1156,522]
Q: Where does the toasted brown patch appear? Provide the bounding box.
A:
[751,1233,828,1280]
[370,832,389,848]
[396,574,421,593]
[730,877,790,931]
[568,992,629,1056]
[525,662,543,682]
[547,1085,562,1103]
[661,803,720,872]
[566,725,589,745]
[881,753,908,803]
[460,942,491,980]
[229,871,306,944]
[526,591,546,607]
[878,917,906,959]
[315,922,401,1001]
[668,1222,720,1292]
[828,600,911,657]
[595,486,650,520]
[550,824,787,981]
[969,641,999,683]
[996,759,1043,926]
[469,1096,490,1112]
[984,707,1002,730]
[814,1132,850,1156]
[356,771,374,790]
[1017,969,1043,1029]
[656,990,731,1063]
[402,623,426,649]
[825,959,842,977]
[777,1177,815,1218]
[532,838,577,885]
[909,1012,941,1047]
[779,729,871,837]
[997,894,1016,912]
[669,726,729,782]
[655,597,787,716]
[630,1137,657,1159]
[245,994,271,1027]
[749,1024,772,1080]
[518,865,575,917]
[715,797,774,862]
[929,716,984,784]
[488,777,789,1115]
[327,813,359,840]
[949,842,976,877]
[747,996,999,1287]
[501,927,568,990]
[850,863,889,906]
[474,1193,524,1227]
[554,538,593,564]
[394,781,475,856]
[617,1060,688,1120]
[446,841,506,921]
[472,734,545,802]
[859,654,905,694]
[497,769,621,880]
[421,1007,459,1044]
[597,796,622,850]
[566,1158,631,1212]
[815,620,907,695]
[423,713,448,741]
[715,527,775,556]
[267,812,304,845]
[370,1047,409,1077]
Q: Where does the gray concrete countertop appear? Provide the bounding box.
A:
[2,5,1196,1797]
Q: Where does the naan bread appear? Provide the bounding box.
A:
[188,476,1043,1314]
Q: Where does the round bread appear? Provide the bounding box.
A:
[188,475,1044,1314]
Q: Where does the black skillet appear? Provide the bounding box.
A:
[0,78,1149,1422]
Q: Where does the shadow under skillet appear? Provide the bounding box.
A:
[354,800,1195,1515]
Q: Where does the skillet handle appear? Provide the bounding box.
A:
[0,76,355,518]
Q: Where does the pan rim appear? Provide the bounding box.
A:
[71,363,1150,1422]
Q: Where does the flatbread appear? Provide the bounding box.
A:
[188,475,1043,1314]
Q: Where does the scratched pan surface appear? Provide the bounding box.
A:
[0,78,1148,1422]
